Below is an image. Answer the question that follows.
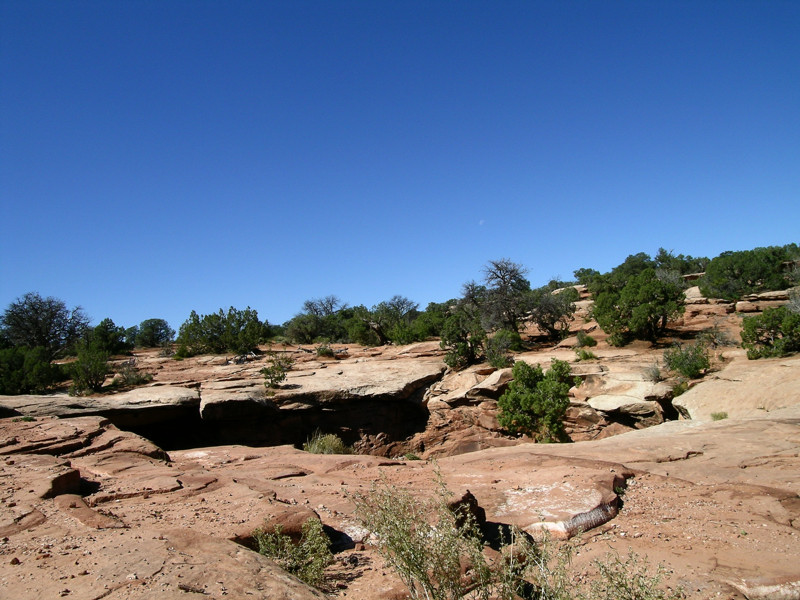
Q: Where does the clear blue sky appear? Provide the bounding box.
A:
[2,1,798,331]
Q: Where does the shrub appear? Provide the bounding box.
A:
[593,268,684,344]
[440,311,486,370]
[741,306,800,359]
[589,550,684,600]
[486,329,521,368]
[697,324,732,348]
[699,244,798,301]
[88,318,134,355]
[352,477,681,600]
[254,518,332,588]
[351,477,491,600]
[643,362,663,383]
[671,381,689,397]
[302,430,352,454]
[135,318,175,348]
[69,341,109,395]
[0,346,66,394]
[112,362,153,388]
[575,348,598,361]
[576,331,597,347]
[0,292,90,360]
[497,359,577,442]
[663,343,709,379]
[315,342,335,358]
[528,285,579,340]
[261,352,294,388]
[711,412,728,421]
[176,307,268,356]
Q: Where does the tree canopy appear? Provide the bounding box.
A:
[0,292,90,359]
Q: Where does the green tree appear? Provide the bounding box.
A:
[485,329,522,368]
[741,306,800,359]
[440,287,487,369]
[135,318,175,348]
[0,346,66,394]
[654,247,708,274]
[88,318,133,355]
[593,268,684,345]
[698,244,799,301]
[482,259,532,333]
[497,359,577,442]
[0,292,90,359]
[69,340,109,394]
[176,307,268,356]
[528,285,579,340]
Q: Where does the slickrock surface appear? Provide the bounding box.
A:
[1,297,800,599]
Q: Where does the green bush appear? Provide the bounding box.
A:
[315,342,335,358]
[302,430,352,454]
[69,341,109,395]
[711,412,728,421]
[261,352,294,388]
[698,244,798,301]
[576,331,597,347]
[440,310,486,370]
[352,477,681,600]
[254,518,332,588]
[112,362,153,388]
[663,343,709,379]
[135,318,175,348]
[176,307,268,356]
[741,306,800,358]
[352,477,491,600]
[593,268,684,344]
[643,362,663,383]
[0,346,66,394]
[486,329,522,368]
[575,348,598,361]
[497,359,577,442]
[529,285,579,340]
[0,292,90,360]
[88,318,134,355]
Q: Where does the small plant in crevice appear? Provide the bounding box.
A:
[671,380,689,398]
[112,362,153,388]
[261,352,294,389]
[663,342,709,379]
[302,430,352,454]
[711,411,728,421]
[575,348,598,361]
[315,342,335,358]
[253,518,332,589]
[576,331,597,348]
[643,362,663,383]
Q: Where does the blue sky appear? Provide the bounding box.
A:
[2,1,798,331]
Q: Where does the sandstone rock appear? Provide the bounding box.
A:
[587,396,663,426]
[683,285,708,304]
[672,354,800,420]
[199,382,277,420]
[0,385,200,424]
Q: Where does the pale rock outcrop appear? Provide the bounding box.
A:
[672,353,800,420]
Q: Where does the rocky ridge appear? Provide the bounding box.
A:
[1,287,799,598]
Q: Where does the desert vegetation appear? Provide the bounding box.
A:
[2,242,798,395]
[351,477,684,600]
[497,359,578,442]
